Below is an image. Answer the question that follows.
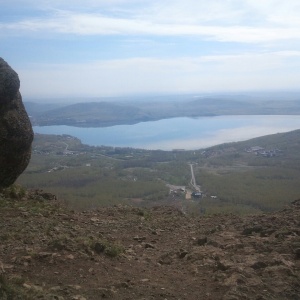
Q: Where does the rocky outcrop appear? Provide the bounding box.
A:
[0,58,33,189]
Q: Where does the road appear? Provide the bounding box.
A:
[61,142,69,152]
[189,164,201,192]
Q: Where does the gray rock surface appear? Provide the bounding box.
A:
[0,58,33,188]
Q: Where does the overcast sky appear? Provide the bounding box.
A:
[1,0,300,99]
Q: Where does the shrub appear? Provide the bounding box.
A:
[2,184,27,199]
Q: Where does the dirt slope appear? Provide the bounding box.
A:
[1,188,299,299]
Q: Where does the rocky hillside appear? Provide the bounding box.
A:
[0,186,299,300]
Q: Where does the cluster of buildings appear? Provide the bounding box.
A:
[245,146,283,157]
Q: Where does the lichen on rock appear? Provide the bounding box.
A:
[0,58,33,189]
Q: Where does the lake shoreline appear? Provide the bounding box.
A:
[33,115,300,151]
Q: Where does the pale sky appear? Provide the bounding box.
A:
[1,0,300,99]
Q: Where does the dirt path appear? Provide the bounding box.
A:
[189,163,201,192]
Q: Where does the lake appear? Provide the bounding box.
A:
[33,115,300,150]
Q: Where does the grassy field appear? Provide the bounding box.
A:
[190,129,300,214]
[17,130,300,214]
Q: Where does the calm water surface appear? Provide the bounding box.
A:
[33,115,300,150]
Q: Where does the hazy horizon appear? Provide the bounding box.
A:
[23,90,300,105]
[1,1,300,100]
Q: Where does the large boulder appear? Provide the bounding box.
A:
[0,58,33,189]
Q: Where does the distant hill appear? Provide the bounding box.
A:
[25,94,300,127]
[29,102,152,127]
[210,127,300,152]
[24,102,66,116]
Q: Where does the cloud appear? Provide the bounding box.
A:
[3,1,299,98]
[244,0,300,26]
[1,11,300,44]
[1,0,300,43]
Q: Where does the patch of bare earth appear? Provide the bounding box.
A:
[0,189,299,299]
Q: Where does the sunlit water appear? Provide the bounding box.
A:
[33,115,300,150]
